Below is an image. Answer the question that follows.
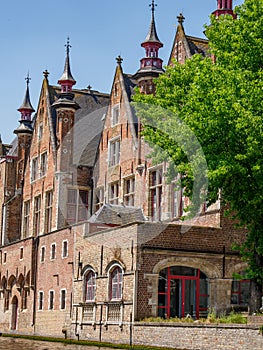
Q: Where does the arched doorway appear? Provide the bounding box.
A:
[158,266,209,319]
[11,296,18,330]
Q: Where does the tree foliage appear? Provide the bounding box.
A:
[133,0,263,309]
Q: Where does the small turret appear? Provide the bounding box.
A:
[212,0,237,18]
[14,74,34,135]
[133,0,164,94]
[53,38,79,109]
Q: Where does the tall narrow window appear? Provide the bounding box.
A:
[38,124,43,140]
[109,182,119,205]
[20,247,24,260]
[66,189,89,225]
[21,289,28,310]
[40,152,47,177]
[60,289,66,310]
[33,196,41,235]
[109,266,123,301]
[149,169,162,221]
[231,277,250,306]
[95,187,104,211]
[49,290,54,310]
[50,243,56,260]
[23,201,30,238]
[85,270,96,302]
[109,138,120,166]
[62,240,68,258]
[39,291,44,310]
[40,246,45,263]
[78,191,89,222]
[112,106,120,126]
[31,157,38,182]
[45,191,53,233]
[123,177,135,206]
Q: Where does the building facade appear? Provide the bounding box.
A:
[0,0,250,341]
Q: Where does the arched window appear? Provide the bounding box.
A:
[109,266,123,301]
[84,270,96,302]
[158,266,209,319]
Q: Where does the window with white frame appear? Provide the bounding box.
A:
[66,189,89,225]
[109,138,120,167]
[84,270,96,302]
[38,124,43,140]
[95,187,104,211]
[49,290,54,310]
[39,291,44,310]
[62,240,68,258]
[23,201,30,238]
[33,195,41,235]
[123,177,135,206]
[40,152,47,177]
[60,289,66,310]
[112,106,120,126]
[50,243,56,260]
[45,191,53,233]
[109,266,123,301]
[171,180,181,218]
[40,246,45,263]
[149,168,162,221]
[109,182,119,205]
[31,157,38,182]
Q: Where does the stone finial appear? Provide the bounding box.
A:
[116,55,123,66]
[177,13,185,25]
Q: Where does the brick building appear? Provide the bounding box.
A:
[0,0,250,341]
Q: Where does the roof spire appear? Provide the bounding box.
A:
[58,37,76,93]
[133,1,164,93]
[143,1,162,45]
[17,73,35,121]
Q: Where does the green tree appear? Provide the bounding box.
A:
[133,0,263,312]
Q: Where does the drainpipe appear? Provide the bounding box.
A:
[31,236,39,333]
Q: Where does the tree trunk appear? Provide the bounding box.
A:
[249,279,262,314]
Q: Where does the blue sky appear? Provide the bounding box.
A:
[0,0,243,143]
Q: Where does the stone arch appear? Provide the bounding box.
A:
[81,264,98,277]
[0,275,7,290]
[17,274,25,290]
[7,275,16,291]
[25,271,31,288]
[105,259,126,274]
[152,256,221,279]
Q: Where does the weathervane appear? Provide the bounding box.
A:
[150,0,157,13]
[25,72,31,87]
[65,36,71,55]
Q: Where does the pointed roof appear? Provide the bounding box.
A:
[142,0,163,47]
[17,75,35,113]
[168,14,209,65]
[58,37,76,85]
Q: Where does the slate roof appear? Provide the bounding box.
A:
[186,35,210,57]
[51,86,109,167]
[88,204,145,226]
